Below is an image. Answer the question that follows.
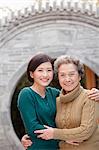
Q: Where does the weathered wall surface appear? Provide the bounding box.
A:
[0,1,99,149]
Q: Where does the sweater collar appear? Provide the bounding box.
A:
[60,84,83,103]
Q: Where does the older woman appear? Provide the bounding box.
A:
[35,55,99,150]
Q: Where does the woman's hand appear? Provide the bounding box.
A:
[66,140,83,146]
[34,125,54,140]
[88,88,99,101]
[66,141,79,146]
[21,134,32,149]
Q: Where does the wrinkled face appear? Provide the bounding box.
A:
[58,63,81,92]
[30,62,53,87]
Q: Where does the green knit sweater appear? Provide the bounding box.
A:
[17,86,59,150]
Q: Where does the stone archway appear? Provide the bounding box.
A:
[0,1,99,149]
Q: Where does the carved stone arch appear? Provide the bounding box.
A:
[0,2,99,149]
[0,9,99,74]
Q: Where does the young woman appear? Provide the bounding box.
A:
[34,55,99,150]
[17,53,60,150]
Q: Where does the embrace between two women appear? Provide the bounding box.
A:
[18,53,99,150]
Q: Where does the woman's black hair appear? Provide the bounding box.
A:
[27,53,54,82]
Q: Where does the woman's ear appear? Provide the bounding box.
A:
[30,71,34,79]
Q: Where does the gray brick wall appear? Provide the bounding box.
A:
[0,1,99,149]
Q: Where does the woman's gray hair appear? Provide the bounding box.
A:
[54,55,85,78]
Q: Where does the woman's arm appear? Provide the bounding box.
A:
[17,88,45,137]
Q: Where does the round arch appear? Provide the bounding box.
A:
[0,2,99,149]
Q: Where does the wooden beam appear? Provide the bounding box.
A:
[84,66,96,89]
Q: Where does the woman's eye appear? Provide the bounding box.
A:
[38,70,43,72]
[60,74,65,77]
[69,73,75,77]
[48,69,52,72]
